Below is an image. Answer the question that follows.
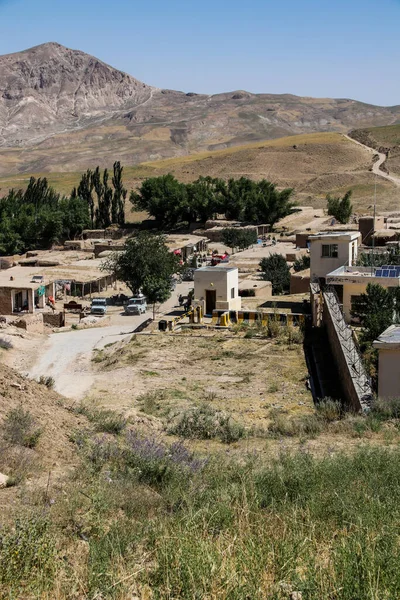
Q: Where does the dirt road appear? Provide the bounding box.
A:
[27,282,192,400]
[344,134,400,187]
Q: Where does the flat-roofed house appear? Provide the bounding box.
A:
[373,325,400,399]
[309,231,361,282]
[326,265,400,323]
[0,267,55,315]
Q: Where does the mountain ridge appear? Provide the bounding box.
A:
[0,42,399,174]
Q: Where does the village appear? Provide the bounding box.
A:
[0,204,398,408]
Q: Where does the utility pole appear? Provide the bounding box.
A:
[371,174,377,273]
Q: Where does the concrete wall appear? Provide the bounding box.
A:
[194,268,241,312]
[377,349,400,398]
[239,280,272,299]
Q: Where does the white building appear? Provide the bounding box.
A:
[326,265,400,323]
[309,231,361,282]
[194,266,241,314]
[373,325,400,399]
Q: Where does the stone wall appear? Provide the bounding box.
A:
[14,313,44,334]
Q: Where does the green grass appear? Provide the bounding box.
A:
[5,440,400,598]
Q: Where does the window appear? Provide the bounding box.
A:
[322,244,338,258]
[231,287,235,299]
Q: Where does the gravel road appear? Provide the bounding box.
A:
[28,282,192,399]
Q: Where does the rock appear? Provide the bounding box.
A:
[291,593,303,600]
[0,473,10,489]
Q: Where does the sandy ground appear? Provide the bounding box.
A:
[25,282,193,399]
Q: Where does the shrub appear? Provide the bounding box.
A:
[316,398,342,422]
[268,411,322,438]
[0,517,56,594]
[371,397,400,420]
[284,325,304,345]
[38,375,55,389]
[75,404,127,434]
[123,433,206,487]
[2,406,43,448]
[169,405,245,443]
[137,390,166,415]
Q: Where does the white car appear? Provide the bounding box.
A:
[90,298,107,315]
[125,296,147,315]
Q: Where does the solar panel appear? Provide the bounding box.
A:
[375,269,383,277]
[396,267,400,277]
[382,269,390,277]
[382,265,390,270]
[389,269,397,277]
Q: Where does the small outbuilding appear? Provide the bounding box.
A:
[194,266,241,314]
[373,325,400,399]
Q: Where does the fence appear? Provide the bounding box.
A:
[323,286,372,411]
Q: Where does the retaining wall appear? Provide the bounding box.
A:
[322,289,372,411]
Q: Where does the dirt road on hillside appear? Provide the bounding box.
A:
[344,134,400,187]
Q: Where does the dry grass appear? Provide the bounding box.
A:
[1,131,398,213]
[87,331,313,433]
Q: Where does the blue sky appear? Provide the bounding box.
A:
[0,0,399,106]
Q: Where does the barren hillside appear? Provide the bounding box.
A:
[1,42,400,175]
[1,132,398,212]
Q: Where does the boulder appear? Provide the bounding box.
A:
[0,473,9,489]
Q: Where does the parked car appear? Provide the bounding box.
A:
[125,295,147,315]
[90,298,107,315]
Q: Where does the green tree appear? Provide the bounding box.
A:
[111,161,127,226]
[351,283,395,345]
[74,169,95,228]
[102,232,180,318]
[259,253,290,294]
[293,254,311,272]
[0,178,89,254]
[130,174,188,229]
[186,176,226,224]
[221,228,257,253]
[327,190,353,224]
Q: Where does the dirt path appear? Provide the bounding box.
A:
[344,134,400,187]
[26,282,192,400]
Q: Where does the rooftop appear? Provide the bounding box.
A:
[195,266,237,273]
[327,265,400,281]
[373,325,400,349]
[309,231,360,241]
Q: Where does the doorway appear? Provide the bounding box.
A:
[205,289,216,314]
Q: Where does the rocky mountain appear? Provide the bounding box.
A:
[0,42,399,174]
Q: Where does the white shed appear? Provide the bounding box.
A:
[194,267,241,314]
